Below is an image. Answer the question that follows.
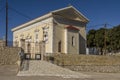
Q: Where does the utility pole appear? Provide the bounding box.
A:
[104,24,107,55]
[5,0,8,46]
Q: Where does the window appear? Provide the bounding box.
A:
[27,43,31,53]
[43,27,49,43]
[72,36,75,46]
[58,41,61,52]
[43,32,48,42]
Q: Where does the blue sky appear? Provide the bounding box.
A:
[0,0,120,40]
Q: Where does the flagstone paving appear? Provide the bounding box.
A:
[17,60,89,78]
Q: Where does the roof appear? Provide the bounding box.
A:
[12,6,89,32]
[52,6,89,22]
[11,13,52,32]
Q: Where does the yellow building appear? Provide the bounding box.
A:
[11,6,89,59]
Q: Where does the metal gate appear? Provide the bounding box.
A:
[20,41,45,60]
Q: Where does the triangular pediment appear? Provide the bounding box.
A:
[52,6,89,23]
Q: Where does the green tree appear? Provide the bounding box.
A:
[87,29,96,48]
[87,25,120,54]
[109,25,120,52]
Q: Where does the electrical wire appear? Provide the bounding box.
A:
[0,6,5,14]
[9,6,32,20]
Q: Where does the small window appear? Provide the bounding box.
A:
[43,28,48,43]
[72,36,75,46]
[58,41,61,52]
[44,33,48,41]
[27,43,31,53]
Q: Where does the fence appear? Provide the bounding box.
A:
[17,41,45,59]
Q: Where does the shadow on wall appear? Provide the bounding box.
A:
[53,16,85,27]
[79,33,86,54]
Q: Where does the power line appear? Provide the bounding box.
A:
[86,24,105,31]
[0,6,5,14]
[9,6,32,20]
[107,24,116,27]
[70,0,83,10]
[69,0,76,5]
[86,24,116,31]
[0,0,5,11]
[87,24,104,28]
[0,0,2,2]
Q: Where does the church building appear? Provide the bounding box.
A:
[12,6,89,58]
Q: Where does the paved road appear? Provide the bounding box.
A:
[0,65,120,80]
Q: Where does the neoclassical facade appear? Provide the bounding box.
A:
[12,6,89,58]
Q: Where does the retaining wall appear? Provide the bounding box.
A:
[0,47,21,65]
[48,54,120,73]
[63,65,120,73]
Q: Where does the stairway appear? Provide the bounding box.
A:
[20,60,29,71]
[18,60,89,78]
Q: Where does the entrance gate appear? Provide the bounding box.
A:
[20,41,45,60]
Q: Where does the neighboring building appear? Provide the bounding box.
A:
[12,6,89,58]
[86,48,99,55]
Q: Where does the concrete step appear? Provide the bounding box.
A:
[17,60,90,78]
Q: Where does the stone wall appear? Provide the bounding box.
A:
[63,65,120,73]
[47,54,120,73]
[0,40,5,47]
[0,47,21,65]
